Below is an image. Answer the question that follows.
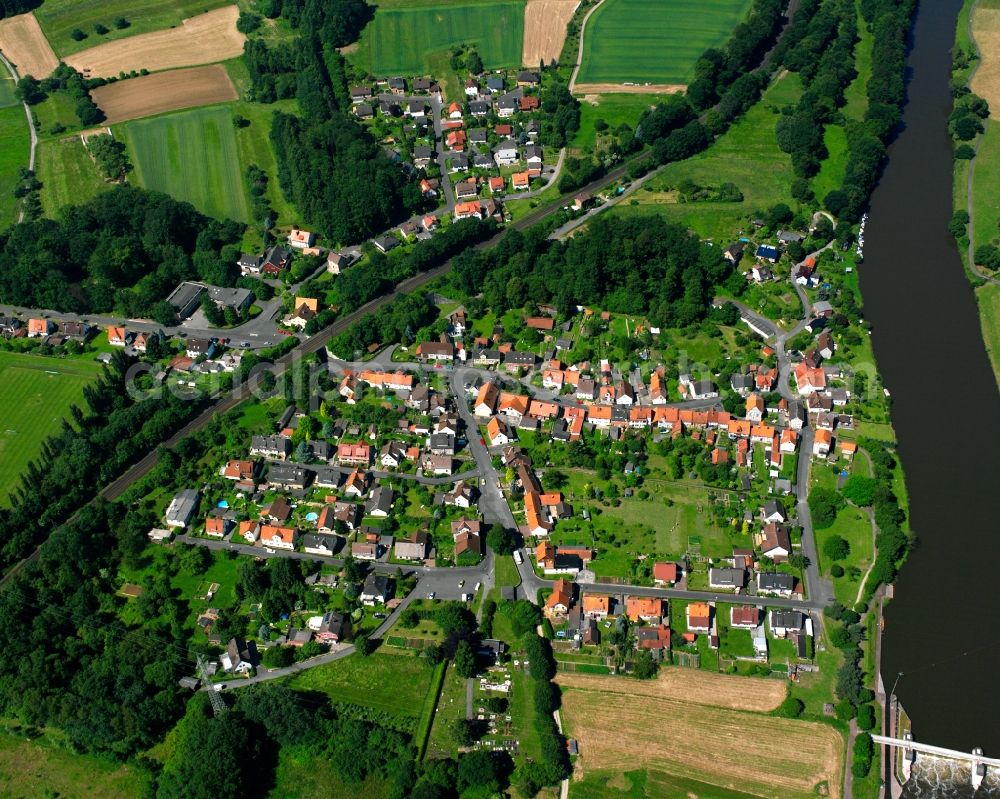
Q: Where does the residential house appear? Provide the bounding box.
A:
[365,485,394,517]
[343,469,370,498]
[421,453,453,476]
[373,235,399,254]
[220,638,257,673]
[395,530,429,561]
[757,572,796,597]
[755,244,780,263]
[351,541,379,560]
[301,534,337,557]
[238,520,259,544]
[416,341,455,361]
[267,462,311,490]
[760,523,791,561]
[221,460,257,481]
[259,525,296,551]
[708,567,746,590]
[746,393,765,423]
[511,171,530,191]
[582,594,611,620]
[27,318,53,338]
[636,625,671,656]
[454,530,482,558]
[679,374,718,400]
[626,596,665,622]
[769,609,806,638]
[338,442,371,466]
[544,579,573,620]
[108,326,129,346]
[186,338,217,359]
[474,381,499,416]
[361,574,391,605]
[316,611,351,643]
[794,361,827,395]
[653,562,680,585]
[730,606,761,629]
[494,139,519,166]
[444,480,476,508]
[205,517,230,538]
[288,229,315,249]
[517,70,540,86]
[686,602,712,632]
[813,428,833,457]
[762,499,788,524]
[261,496,292,524]
[486,416,514,446]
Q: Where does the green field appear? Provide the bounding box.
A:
[573,93,669,152]
[0,729,149,798]
[618,72,801,242]
[288,650,435,719]
[356,2,524,75]
[37,137,112,216]
[35,0,231,57]
[0,105,29,228]
[121,105,250,223]
[976,281,1000,387]
[0,75,17,108]
[0,352,104,502]
[576,0,753,85]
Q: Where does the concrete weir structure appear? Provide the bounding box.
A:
[875,733,1000,793]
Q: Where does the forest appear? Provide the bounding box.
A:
[0,186,243,315]
[449,215,732,327]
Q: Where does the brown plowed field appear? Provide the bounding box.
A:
[574,81,686,94]
[523,0,579,66]
[0,13,59,79]
[92,65,237,124]
[64,6,244,79]
[560,677,843,799]
[555,667,787,712]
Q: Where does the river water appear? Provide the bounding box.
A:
[862,0,1000,759]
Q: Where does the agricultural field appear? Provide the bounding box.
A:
[971,0,1000,113]
[0,352,104,502]
[0,728,150,798]
[617,71,801,242]
[0,74,16,107]
[120,105,250,223]
[555,668,786,712]
[976,281,1000,387]
[575,0,753,87]
[63,6,245,78]
[559,673,843,799]
[523,0,579,66]
[0,13,59,79]
[36,137,113,215]
[91,64,238,124]
[34,0,231,58]
[356,2,525,75]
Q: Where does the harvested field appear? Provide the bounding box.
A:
[92,65,237,123]
[971,6,1000,117]
[573,82,686,94]
[64,6,245,79]
[523,0,579,66]
[555,668,787,712]
[0,13,59,79]
[560,681,843,799]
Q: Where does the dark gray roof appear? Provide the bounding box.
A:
[757,572,796,591]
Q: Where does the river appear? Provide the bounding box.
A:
[861,0,1000,759]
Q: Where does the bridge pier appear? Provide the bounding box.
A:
[972,747,986,790]
[901,732,915,782]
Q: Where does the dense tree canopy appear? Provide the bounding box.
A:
[0,186,242,313]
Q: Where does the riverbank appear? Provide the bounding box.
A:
[951,0,1000,389]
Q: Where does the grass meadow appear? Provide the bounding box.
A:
[618,71,801,242]
[121,104,250,223]
[356,2,525,75]
[0,352,104,502]
[0,728,149,798]
[572,93,671,152]
[0,105,29,228]
[37,137,112,216]
[35,0,231,57]
[577,0,753,85]
[0,74,17,107]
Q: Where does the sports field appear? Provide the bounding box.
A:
[559,673,843,799]
[576,0,753,86]
[121,105,250,223]
[0,352,104,502]
[358,2,525,75]
[34,0,231,57]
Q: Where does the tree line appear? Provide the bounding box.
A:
[0,351,208,571]
[0,186,243,315]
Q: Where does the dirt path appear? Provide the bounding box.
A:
[573,82,686,94]
[568,0,605,93]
